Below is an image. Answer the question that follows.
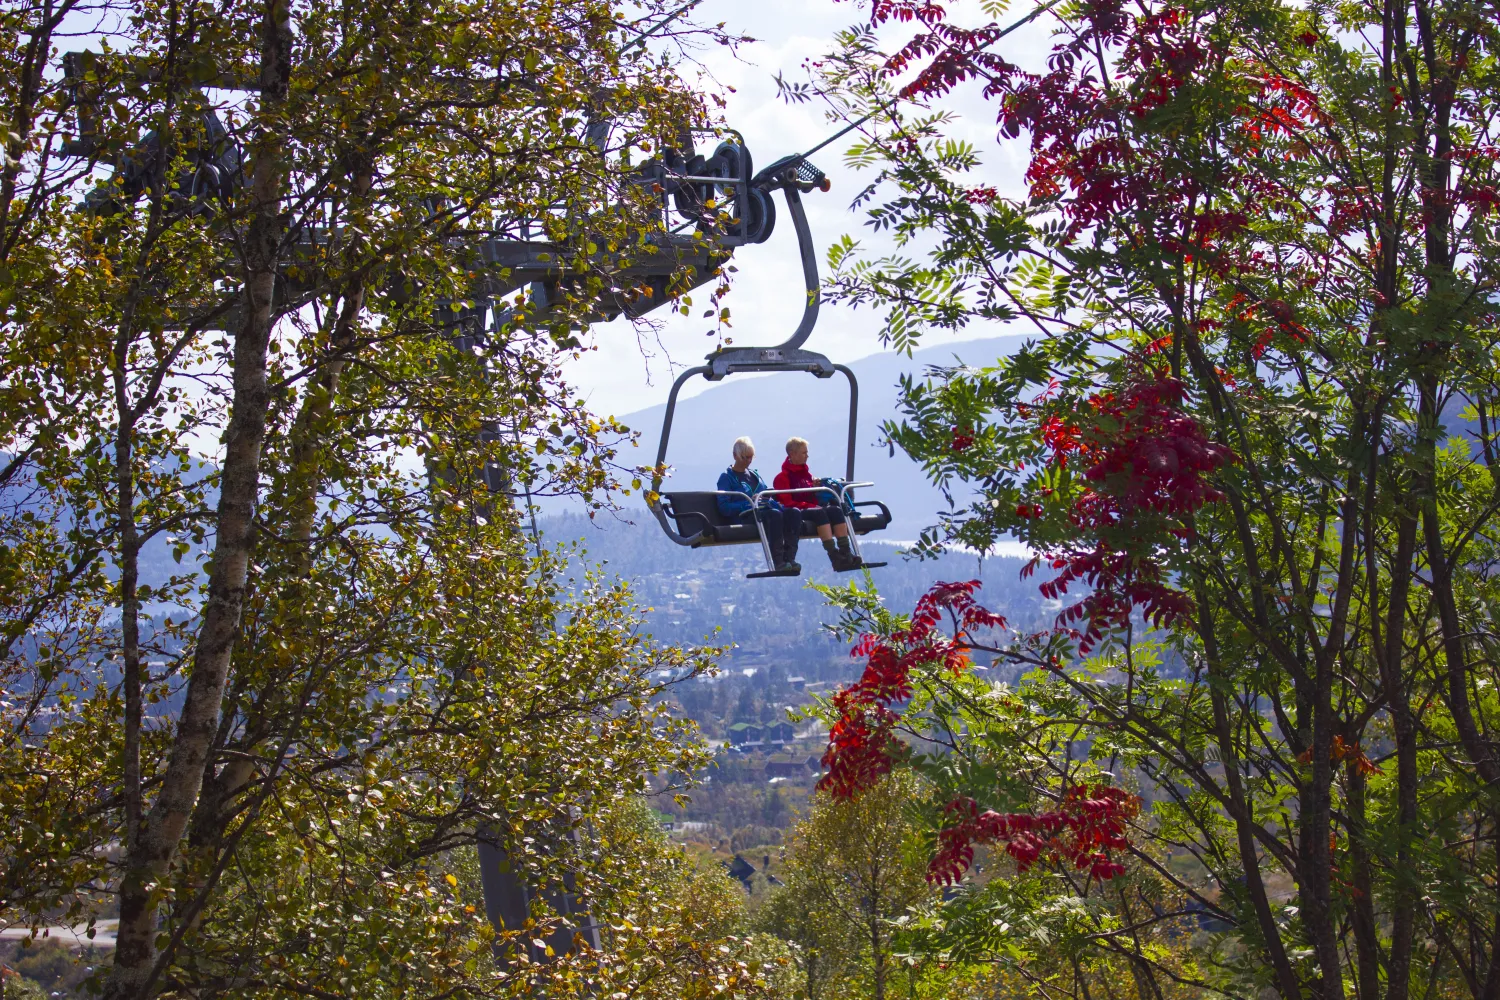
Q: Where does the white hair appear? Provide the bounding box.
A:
[785,436,808,455]
[732,436,755,460]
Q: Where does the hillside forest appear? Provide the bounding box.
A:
[2,1,1499,1000]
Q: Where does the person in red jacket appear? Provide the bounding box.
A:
[773,437,860,571]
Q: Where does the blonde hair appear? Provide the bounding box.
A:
[732,436,755,461]
[785,436,808,456]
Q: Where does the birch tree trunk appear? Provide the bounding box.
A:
[102,5,291,997]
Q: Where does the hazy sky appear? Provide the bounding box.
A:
[561,0,1056,420]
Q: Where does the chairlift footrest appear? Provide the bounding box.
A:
[841,561,886,571]
[746,567,801,579]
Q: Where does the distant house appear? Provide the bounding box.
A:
[724,854,782,891]
[765,758,810,779]
[727,722,764,746]
[763,721,795,744]
[786,676,806,691]
[723,854,757,889]
[803,755,823,773]
[661,820,709,836]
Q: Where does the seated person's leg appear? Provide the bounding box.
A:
[827,505,857,563]
[735,507,782,565]
[780,507,802,566]
[806,506,853,568]
[801,505,834,541]
[761,507,787,565]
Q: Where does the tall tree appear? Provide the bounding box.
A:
[587,796,779,1000]
[0,1,755,998]
[793,0,1500,998]
[759,772,933,1000]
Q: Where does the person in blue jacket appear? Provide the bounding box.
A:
[717,436,802,572]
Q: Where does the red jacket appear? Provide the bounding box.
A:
[773,459,826,509]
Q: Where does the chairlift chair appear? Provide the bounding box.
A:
[648,154,891,578]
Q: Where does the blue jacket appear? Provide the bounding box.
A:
[716,466,780,517]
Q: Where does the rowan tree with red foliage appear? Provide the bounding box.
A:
[803,0,1500,998]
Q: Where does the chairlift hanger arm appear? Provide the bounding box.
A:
[774,184,818,353]
[698,154,830,380]
[648,364,713,545]
[751,155,828,353]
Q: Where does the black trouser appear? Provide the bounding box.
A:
[795,505,850,531]
[737,506,802,564]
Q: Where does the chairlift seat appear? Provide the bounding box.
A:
[659,491,891,546]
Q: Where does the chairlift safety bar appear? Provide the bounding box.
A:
[752,483,874,565]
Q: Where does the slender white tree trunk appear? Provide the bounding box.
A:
[103,6,291,997]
